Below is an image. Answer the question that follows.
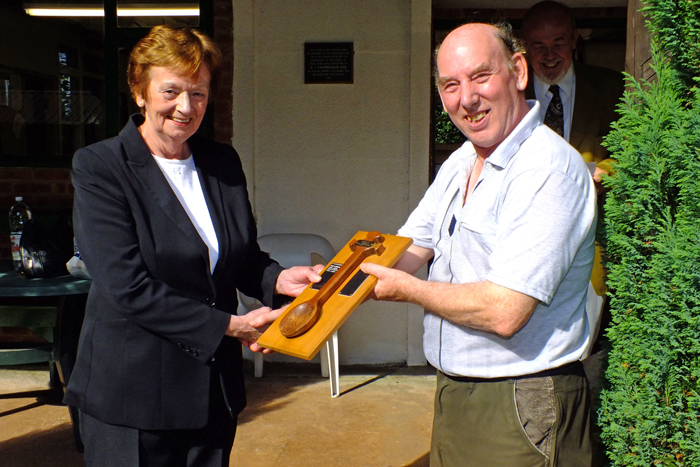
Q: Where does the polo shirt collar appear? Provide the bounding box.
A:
[484,100,541,170]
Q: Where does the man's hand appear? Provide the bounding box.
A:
[593,166,608,195]
[361,262,538,337]
[275,265,324,297]
[360,262,417,302]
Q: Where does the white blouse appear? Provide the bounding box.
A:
[153,154,219,273]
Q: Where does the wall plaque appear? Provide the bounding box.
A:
[304,42,354,84]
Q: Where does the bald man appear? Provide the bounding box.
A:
[362,22,597,467]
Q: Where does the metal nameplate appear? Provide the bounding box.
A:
[354,240,375,248]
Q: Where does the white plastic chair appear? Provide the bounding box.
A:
[238,233,340,397]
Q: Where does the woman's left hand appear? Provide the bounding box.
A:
[241,265,323,353]
[275,265,324,297]
[234,305,285,353]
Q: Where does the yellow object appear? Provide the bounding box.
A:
[591,243,607,297]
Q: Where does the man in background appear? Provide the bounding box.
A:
[523,0,624,191]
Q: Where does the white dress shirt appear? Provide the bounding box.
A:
[533,64,576,142]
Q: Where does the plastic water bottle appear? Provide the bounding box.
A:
[9,196,32,273]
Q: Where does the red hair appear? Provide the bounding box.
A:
[127,25,222,104]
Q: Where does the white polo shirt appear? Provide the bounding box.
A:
[398,101,597,378]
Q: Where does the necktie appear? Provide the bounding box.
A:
[543,84,564,137]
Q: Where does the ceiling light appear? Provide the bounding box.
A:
[119,8,199,17]
[24,3,199,17]
[25,6,102,16]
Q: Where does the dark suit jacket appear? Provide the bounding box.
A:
[64,114,284,430]
[526,61,624,172]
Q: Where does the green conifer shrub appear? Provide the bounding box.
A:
[640,0,700,89]
[598,2,700,463]
[599,43,700,467]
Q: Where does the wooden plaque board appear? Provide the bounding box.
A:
[257,231,412,360]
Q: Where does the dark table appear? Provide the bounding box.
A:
[0,262,90,451]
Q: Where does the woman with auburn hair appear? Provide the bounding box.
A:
[64,25,321,466]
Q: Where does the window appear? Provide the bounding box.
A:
[1,0,207,166]
[0,1,105,164]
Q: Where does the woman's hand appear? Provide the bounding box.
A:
[228,306,285,354]
[232,265,324,353]
[275,265,324,297]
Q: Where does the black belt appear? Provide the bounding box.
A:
[443,361,584,384]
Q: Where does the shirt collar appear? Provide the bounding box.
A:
[483,100,541,170]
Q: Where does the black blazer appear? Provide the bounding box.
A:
[64,114,284,430]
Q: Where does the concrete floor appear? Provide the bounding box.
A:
[0,363,435,467]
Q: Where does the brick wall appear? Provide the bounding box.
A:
[0,167,74,262]
[213,0,234,146]
[0,168,73,344]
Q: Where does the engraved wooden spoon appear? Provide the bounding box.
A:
[279,231,386,338]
